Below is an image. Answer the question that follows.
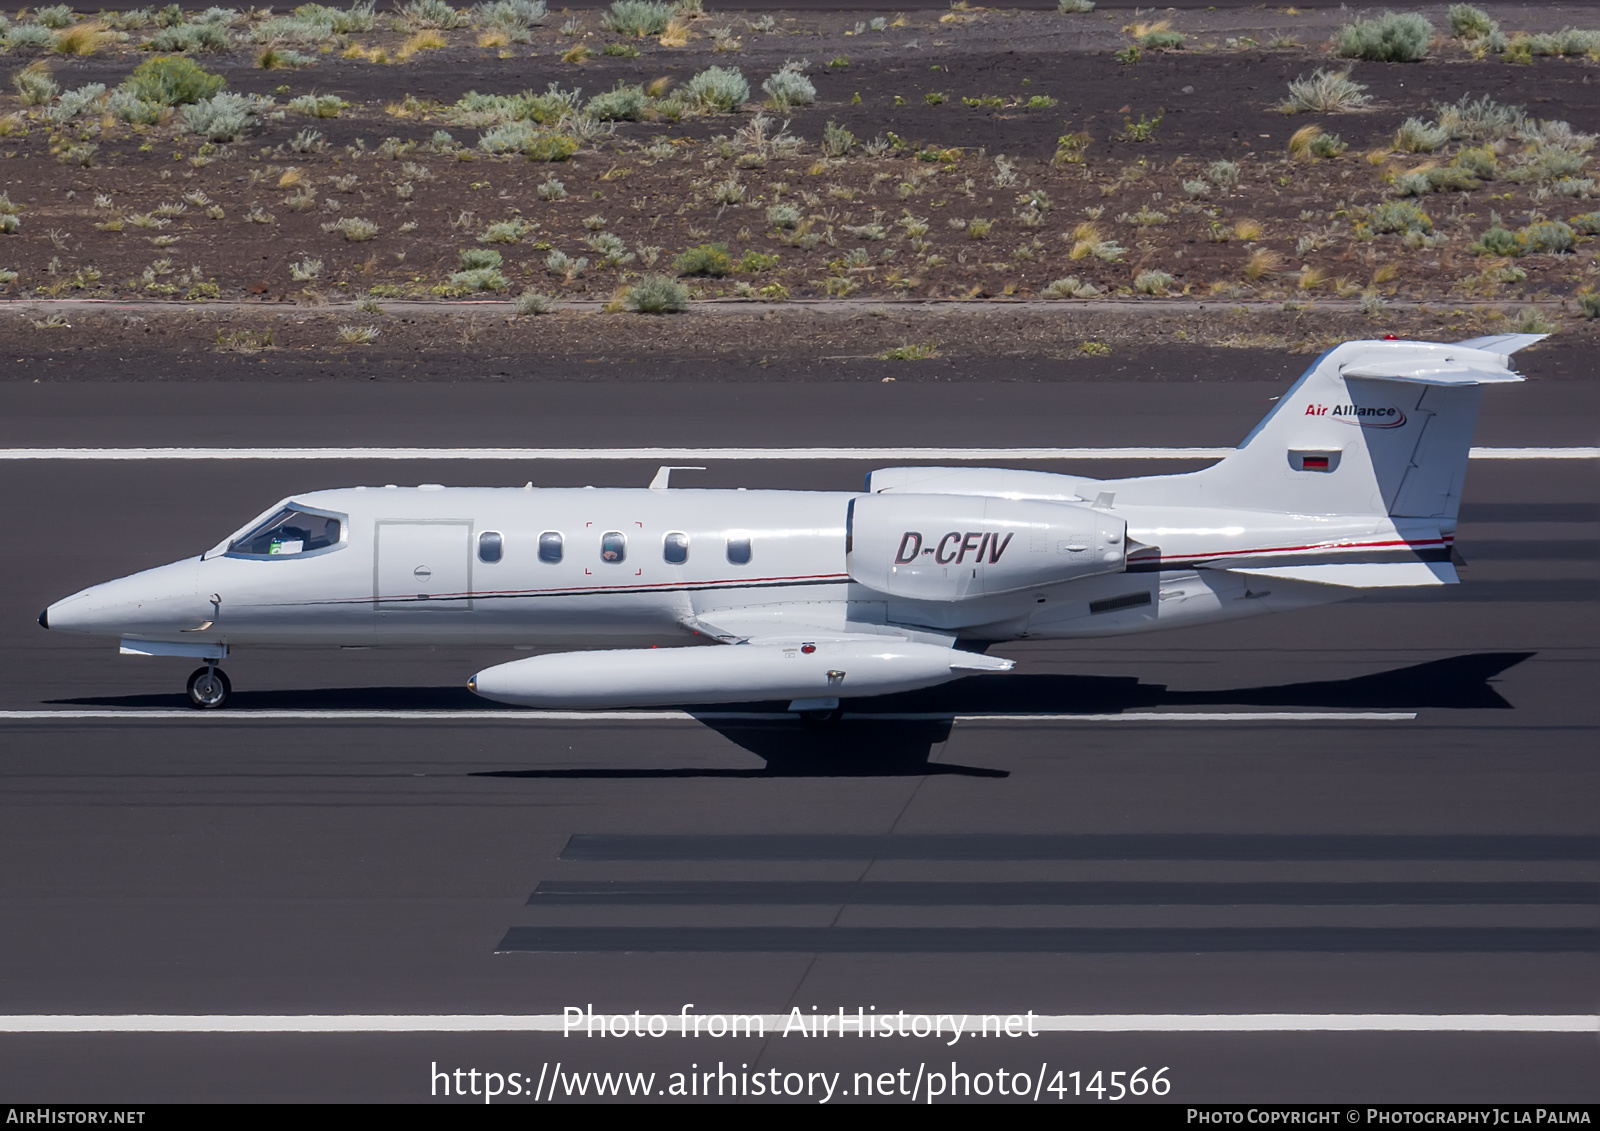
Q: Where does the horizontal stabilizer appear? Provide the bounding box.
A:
[1339,362,1523,386]
[1226,561,1458,588]
[1454,333,1549,358]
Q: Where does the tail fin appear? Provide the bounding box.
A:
[1196,336,1536,518]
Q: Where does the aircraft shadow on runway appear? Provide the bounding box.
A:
[55,650,1530,779]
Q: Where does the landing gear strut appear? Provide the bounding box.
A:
[187,665,231,709]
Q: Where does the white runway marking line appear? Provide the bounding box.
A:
[0,1014,1591,1034]
[0,446,1592,461]
[0,710,1416,723]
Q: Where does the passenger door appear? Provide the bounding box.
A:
[375,522,471,612]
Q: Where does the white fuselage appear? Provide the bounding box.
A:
[47,477,1423,652]
[38,334,1525,708]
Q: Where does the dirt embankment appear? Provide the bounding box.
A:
[3,3,1600,368]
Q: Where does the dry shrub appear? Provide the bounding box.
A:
[1243,247,1282,280]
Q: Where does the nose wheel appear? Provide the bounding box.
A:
[187,665,231,709]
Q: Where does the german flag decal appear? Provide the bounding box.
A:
[1290,450,1341,473]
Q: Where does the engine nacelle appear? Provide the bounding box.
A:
[846,494,1127,601]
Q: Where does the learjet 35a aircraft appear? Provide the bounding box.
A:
[41,334,1537,711]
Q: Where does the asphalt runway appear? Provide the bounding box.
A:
[0,374,1594,1102]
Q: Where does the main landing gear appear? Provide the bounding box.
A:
[187,664,232,709]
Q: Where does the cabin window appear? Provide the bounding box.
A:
[538,531,563,564]
[229,506,343,558]
[663,531,689,565]
[478,531,503,563]
[726,535,752,565]
[600,531,627,563]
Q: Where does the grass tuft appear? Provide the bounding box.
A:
[879,342,939,360]
[1281,69,1370,114]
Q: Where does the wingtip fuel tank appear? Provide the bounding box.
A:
[469,640,1014,709]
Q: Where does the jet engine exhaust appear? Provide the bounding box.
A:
[468,641,1013,709]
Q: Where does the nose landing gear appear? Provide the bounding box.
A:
[187,665,232,709]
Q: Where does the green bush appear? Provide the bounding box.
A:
[298,3,379,33]
[766,202,802,229]
[145,21,234,52]
[1368,199,1432,234]
[459,247,503,270]
[1309,133,1347,159]
[604,0,673,36]
[585,84,648,121]
[179,92,267,141]
[822,120,855,157]
[1424,165,1480,192]
[686,66,749,113]
[628,274,690,313]
[762,61,815,108]
[674,242,732,276]
[1057,0,1095,11]
[36,5,76,29]
[398,0,466,29]
[524,132,578,162]
[478,120,577,160]
[12,65,59,105]
[5,25,56,49]
[1437,94,1524,142]
[108,89,164,124]
[1521,220,1575,254]
[1394,117,1449,153]
[1140,30,1184,49]
[738,250,779,273]
[1133,269,1174,294]
[1453,146,1498,179]
[288,94,347,118]
[513,288,555,315]
[473,0,548,31]
[1447,4,1494,37]
[1576,291,1600,320]
[1568,211,1600,234]
[447,267,510,292]
[126,55,225,105]
[1336,11,1434,62]
[1470,216,1524,256]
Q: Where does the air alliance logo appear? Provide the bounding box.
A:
[1305,402,1407,428]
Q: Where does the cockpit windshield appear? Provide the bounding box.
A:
[229,506,343,557]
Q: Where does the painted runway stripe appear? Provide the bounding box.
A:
[0,710,1416,723]
[0,1014,1590,1034]
[0,447,1592,461]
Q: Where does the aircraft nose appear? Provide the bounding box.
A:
[43,559,204,638]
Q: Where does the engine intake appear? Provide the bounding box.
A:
[846,494,1127,601]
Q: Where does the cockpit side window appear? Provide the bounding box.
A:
[229,507,344,557]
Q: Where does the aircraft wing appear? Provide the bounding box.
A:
[1222,561,1458,588]
[682,606,979,653]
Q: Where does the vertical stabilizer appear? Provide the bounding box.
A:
[1194,339,1528,518]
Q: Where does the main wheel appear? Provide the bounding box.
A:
[800,707,843,726]
[187,666,231,709]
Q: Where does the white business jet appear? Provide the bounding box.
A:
[41,334,1537,711]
